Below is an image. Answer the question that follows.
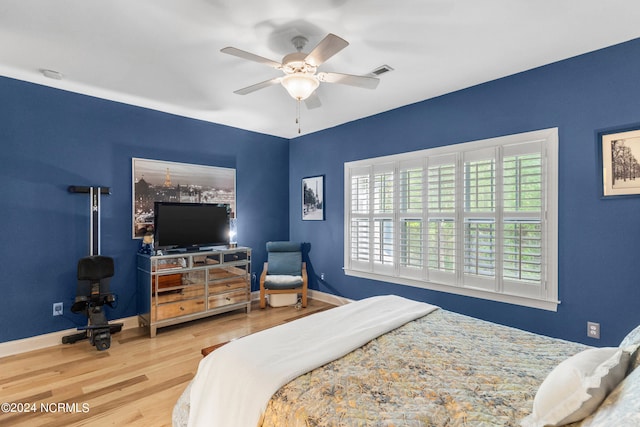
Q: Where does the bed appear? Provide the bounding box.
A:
[173,295,640,427]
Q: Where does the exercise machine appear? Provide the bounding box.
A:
[62,186,122,351]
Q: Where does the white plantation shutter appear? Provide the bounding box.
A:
[399,160,424,278]
[464,220,496,277]
[427,155,457,283]
[427,219,456,273]
[344,128,558,311]
[427,161,456,211]
[372,164,395,274]
[501,141,546,299]
[373,219,393,266]
[400,219,423,268]
[351,173,369,214]
[350,218,370,263]
[348,167,371,271]
[503,221,541,282]
[462,148,497,291]
[464,156,496,212]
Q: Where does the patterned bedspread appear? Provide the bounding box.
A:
[259,309,589,427]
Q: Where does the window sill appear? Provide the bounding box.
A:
[343,268,559,312]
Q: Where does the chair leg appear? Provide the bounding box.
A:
[301,288,307,308]
[259,287,266,309]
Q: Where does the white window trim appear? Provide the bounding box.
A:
[344,128,559,311]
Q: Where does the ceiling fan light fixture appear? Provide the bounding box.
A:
[281,73,319,101]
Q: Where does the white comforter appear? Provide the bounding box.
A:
[186,295,438,427]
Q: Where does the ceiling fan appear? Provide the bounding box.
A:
[220,33,380,109]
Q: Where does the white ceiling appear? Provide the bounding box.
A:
[1,0,639,139]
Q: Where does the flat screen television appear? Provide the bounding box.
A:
[153,202,230,251]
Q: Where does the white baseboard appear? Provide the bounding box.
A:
[250,289,352,307]
[2,291,351,358]
[308,289,352,306]
[0,316,139,358]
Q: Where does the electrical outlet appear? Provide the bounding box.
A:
[320,273,325,280]
[587,321,600,339]
[53,302,63,316]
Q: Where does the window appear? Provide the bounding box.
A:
[344,128,559,311]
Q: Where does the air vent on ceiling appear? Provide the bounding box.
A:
[40,69,64,80]
[370,65,394,76]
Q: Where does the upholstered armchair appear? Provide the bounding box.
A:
[259,241,308,309]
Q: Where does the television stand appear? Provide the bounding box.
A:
[136,246,251,337]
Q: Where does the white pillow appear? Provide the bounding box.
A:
[620,325,640,347]
[620,326,640,373]
[580,361,640,426]
[520,347,632,427]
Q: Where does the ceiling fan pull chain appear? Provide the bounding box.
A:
[296,99,301,134]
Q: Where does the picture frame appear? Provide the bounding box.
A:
[600,127,640,197]
[302,175,325,221]
[132,158,236,238]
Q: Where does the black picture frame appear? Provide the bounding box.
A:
[599,126,640,198]
[302,175,325,221]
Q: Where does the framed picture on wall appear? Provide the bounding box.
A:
[600,127,640,197]
[131,158,236,238]
[302,175,324,221]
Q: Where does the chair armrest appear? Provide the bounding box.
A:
[259,262,268,285]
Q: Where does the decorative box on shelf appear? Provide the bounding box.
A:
[136,247,251,337]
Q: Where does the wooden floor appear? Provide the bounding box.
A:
[0,299,335,427]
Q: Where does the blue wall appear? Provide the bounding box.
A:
[3,38,640,347]
[0,77,290,343]
[290,38,640,346]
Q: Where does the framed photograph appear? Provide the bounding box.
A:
[302,175,324,221]
[601,127,640,197]
[132,158,236,238]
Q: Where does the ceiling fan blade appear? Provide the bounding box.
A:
[304,33,349,67]
[317,72,380,89]
[220,47,282,69]
[233,77,282,95]
[304,91,322,109]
